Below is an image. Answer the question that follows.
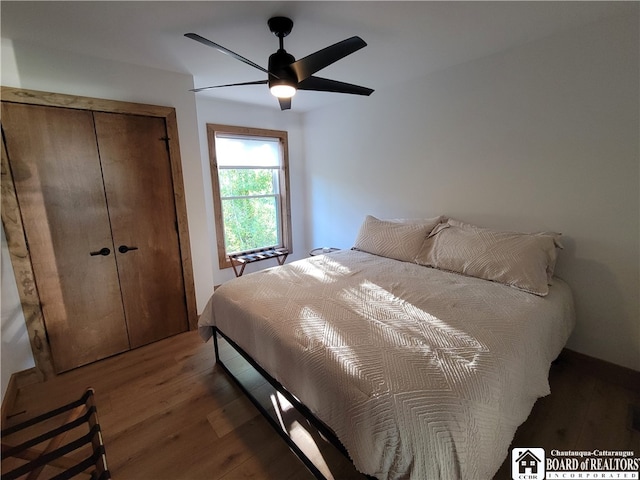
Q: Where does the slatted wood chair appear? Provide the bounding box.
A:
[1,388,110,480]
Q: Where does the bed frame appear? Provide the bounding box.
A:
[213,327,375,480]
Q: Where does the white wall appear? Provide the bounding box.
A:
[303,14,639,371]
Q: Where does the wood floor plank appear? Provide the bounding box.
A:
[5,330,639,480]
[575,380,640,450]
[169,416,295,480]
[112,417,219,479]
[219,432,313,480]
[207,393,261,438]
[104,381,238,464]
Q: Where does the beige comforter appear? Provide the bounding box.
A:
[199,249,574,479]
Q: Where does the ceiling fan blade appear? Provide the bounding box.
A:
[185,33,275,77]
[290,36,367,82]
[278,98,292,111]
[190,80,268,93]
[298,76,374,96]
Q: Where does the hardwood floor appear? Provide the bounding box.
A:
[3,330,639,479]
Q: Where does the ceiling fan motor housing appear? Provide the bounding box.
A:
[268,49,297,89]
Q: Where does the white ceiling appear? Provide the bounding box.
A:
[1,1,634,112]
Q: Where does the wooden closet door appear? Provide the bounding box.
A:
[1,103,130,372]
[93,112,188,348]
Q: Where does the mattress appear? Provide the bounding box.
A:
[198,249,575,479]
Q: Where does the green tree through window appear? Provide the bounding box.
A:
[220,169,279,253]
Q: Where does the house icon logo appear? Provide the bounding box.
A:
[511,448,545,480]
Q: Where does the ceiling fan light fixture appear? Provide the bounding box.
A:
[270,83,297,98]
[185,16,373,110]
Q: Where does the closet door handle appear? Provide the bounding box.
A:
[90,247,111,257]
[118,245,139,254]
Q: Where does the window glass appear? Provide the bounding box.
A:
[219,169,278,197]
[222,196,279,254]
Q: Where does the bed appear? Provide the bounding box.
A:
[198,216,575,479]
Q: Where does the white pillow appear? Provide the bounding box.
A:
[353,215,442,263]
[415,219,561,296]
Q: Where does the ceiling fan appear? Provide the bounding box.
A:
[185,16,374,110]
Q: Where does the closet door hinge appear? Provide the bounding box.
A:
[160,136,171,153]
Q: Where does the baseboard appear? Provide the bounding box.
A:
[1,367,40,425]
[559,348,640,393]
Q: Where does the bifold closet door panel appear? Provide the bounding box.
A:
[1,103,130,372]
[93,112,189,348]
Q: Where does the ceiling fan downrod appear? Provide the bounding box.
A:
[267,16,297,98]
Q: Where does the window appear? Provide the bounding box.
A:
[207,124,292,269]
